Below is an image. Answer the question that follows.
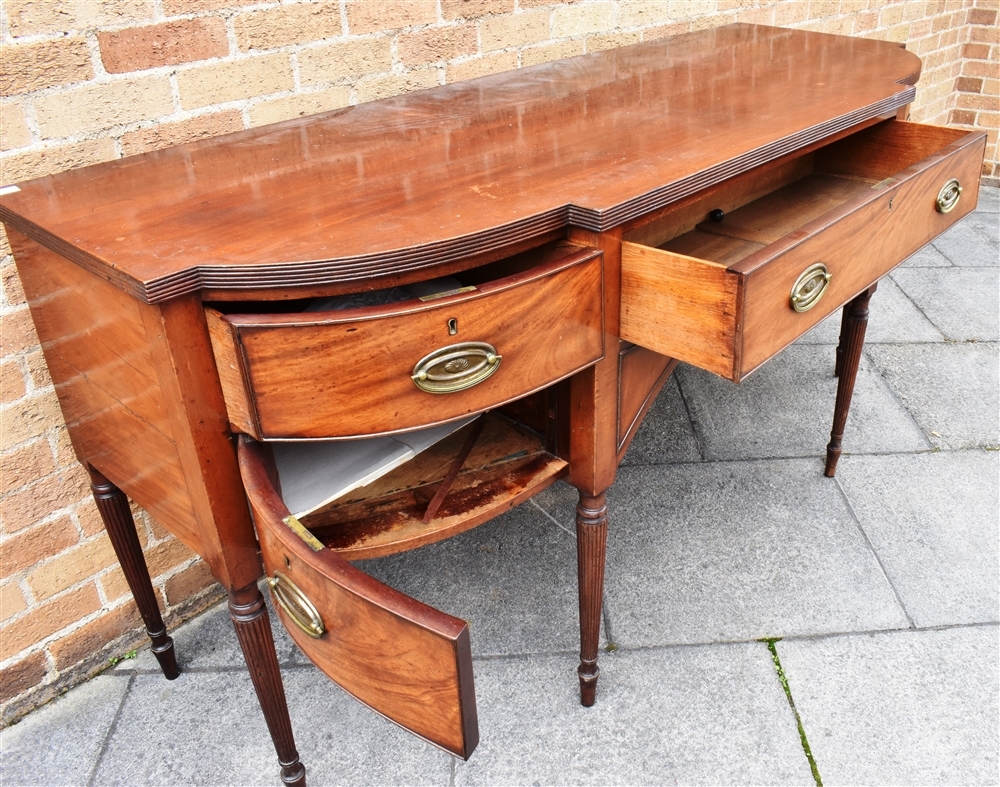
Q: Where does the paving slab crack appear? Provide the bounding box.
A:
[87,672,134,787]
[764,638,823,787]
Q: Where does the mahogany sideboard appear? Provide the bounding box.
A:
[0,24,984,785]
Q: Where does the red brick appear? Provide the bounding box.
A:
[397,25,478,66]
[0,357,26,404]
[962,43,991,59]
[0,438,57,495]
[164,559,219,606]
[0,308,39,356]
[0,37,93,96]
[346,0,436,34]
[120,110,243,156]
[163,0,237,13]
[950,108,977,125]
[442,0,514,19]
[1,263,26,308]
[48,602,141,670]
[144,536,196,577]
[24,349,53,390]
[0,464,89,533]
[4,0,154,38]
[968,7,998,26]
[956,76,984,93]
[99,18,229,74]
[969,24,1000,44]
[0,580,28,621]
[233,2,342,51]
[0,515,78,578]
[964,60,999,78]
[26,533,119,601]
[0,650,48,704]
[0,583,101,661]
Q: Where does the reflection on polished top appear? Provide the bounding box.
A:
[0,24,920,302]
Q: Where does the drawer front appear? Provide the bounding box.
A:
[739,128,985,374]
[621,122,985,382]
[239,437,479,759]
[214,247,603,439]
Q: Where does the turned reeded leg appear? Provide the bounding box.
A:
[229,584,306,787]
[825,284,877,478]
[576,491,608,707]
[88,466,179,680]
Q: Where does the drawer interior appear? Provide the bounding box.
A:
[260,408,566,560]
[641,121,967,265]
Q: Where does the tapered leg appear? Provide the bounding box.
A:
[825,284,877,477]
[834,304,851,378]
[229,584,306,787]
[576,491,608,707]
[88,466,179,680]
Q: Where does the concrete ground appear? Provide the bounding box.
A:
[2,187,997,787]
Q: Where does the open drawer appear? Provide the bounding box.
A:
[208,241,603,439]
[237,411,568,758]
[620,120,986,382]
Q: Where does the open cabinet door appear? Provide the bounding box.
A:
[238,436,479,759]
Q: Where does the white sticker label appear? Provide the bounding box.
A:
[0,185,21,196]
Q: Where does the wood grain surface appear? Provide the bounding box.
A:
[239,437,479,759]
[0,25,920,302]
[210,243,603,439]
[621,121,985,382]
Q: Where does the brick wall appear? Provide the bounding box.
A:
[1,0,997,724]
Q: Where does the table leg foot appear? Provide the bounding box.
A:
[229,584,306,787]
[825,284,876,478]
[88,465,179,680]
[576,491,608,707]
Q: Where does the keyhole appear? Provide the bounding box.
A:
[448,318,458,335]
[888,198,893,211]
[284,555,291,569]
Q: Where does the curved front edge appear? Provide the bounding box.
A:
[238,436,479,759]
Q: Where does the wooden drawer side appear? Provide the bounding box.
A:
[206,307,260,437]
[739,129,985,373]
[620,241,740,379]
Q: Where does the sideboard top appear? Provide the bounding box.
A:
[0,24,920,302]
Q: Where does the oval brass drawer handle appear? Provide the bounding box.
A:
[790,263,832,313]
[936,178,962,214]
[412,342,502,394]
[267,571,325,639]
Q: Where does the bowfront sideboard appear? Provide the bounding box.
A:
[0,24,984,785]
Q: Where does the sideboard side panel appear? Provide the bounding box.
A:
[7,228,202,555]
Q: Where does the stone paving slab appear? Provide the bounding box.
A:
[0,674,130,787]
[91,670,280,786]
[796,275,944,345]
[602,460,909,647]
[358,498,587,657]
[117,595,298,675]
[835,450,1000,628]
[929,210,999,268]
[620,374,703,466]
[776,625,1000,786]
[676,346,929,461]
[866,341,1000,450]
[454,645,813,786]
[890,267,1000,341]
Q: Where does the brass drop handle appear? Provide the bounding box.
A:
[412,341,502,394]
[267,571,325,639]
[790,263,832,313]
[936,178,962,214]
